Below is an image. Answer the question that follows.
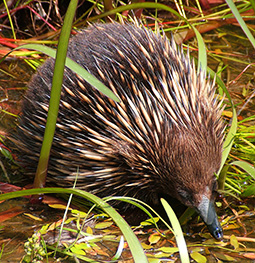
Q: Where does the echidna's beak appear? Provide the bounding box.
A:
[196,196,223,240]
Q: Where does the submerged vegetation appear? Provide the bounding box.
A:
[0,0,255,262]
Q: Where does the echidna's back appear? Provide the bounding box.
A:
[18,22,187,187]
[15,23,224,239]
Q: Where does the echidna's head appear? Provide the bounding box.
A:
[158,125,224,240]
[117,115,224,239]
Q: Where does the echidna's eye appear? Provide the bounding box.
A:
[212,180,218,193]
[178,189,193,205]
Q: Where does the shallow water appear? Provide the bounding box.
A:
[1,197,255,262]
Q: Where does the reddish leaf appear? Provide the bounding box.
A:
[0,182,22,193]
[0,207,23,223]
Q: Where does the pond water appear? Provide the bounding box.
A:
[1,196,255,262]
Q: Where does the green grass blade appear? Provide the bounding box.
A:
[33,0,79,188]
[206,68,237,175]
[231,161,255,179]
[13,44,119,102]
[161,198,190,263]
[219,108,237,173]
[87,2,190,26]
[0,244,4,259]
[105,196,160,225]
[3,0,16,40]
[193,26,207,72]
[106,196,174,232]
[112,236,125,260]
[226,0,255,49]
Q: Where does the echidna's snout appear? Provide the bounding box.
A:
[196,195,223,240]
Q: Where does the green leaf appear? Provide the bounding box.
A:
[241,184,255,197]
[214,252,236,261]
[95,221,113,229]
[140,217,160,226]
[230,234,239,250]
[160,247,179,253]
[148,234,161,245]
[148,258,162,263]
[190,251,207,263]
[0,147,13,161]
[70,246,86,255]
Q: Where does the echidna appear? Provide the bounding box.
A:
[14,23,224,239]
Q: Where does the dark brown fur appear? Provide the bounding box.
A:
[13,23,224,238]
